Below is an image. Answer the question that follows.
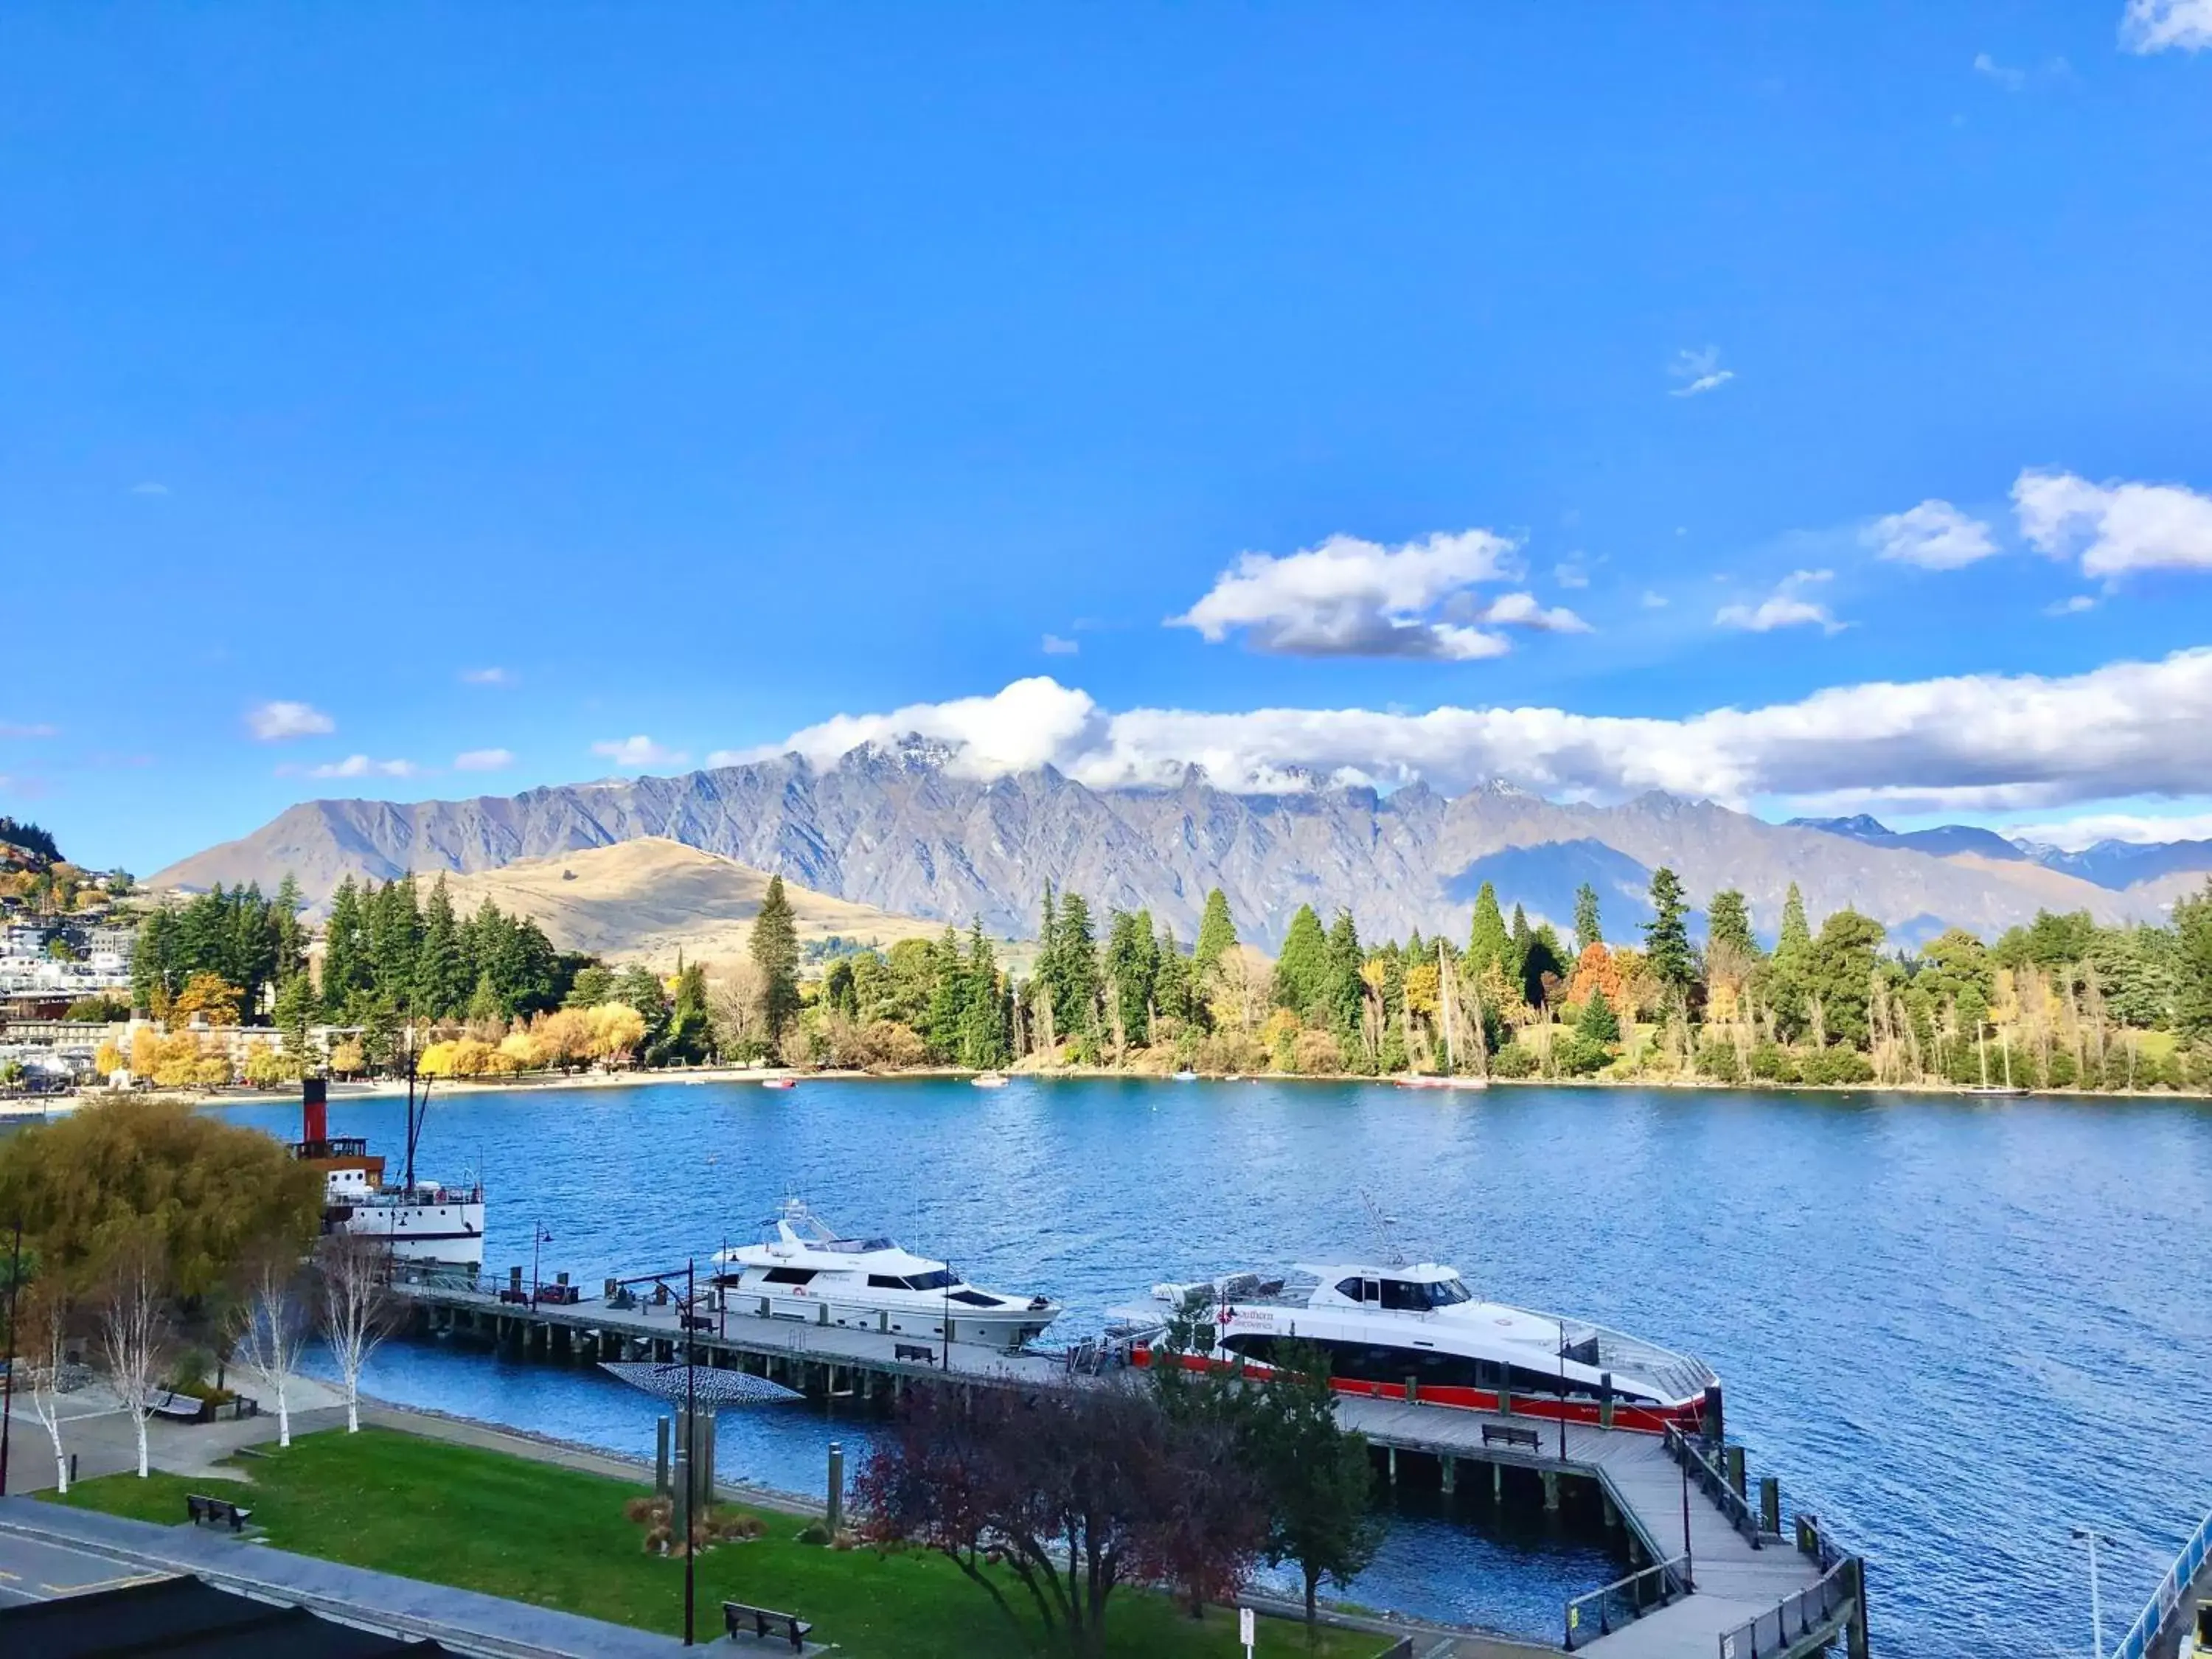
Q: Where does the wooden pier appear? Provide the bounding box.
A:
[390,1270,1868,1658]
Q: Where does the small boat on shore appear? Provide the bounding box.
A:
[1172,1070,1198,1082]
[971,1072,1008,1088]
[760,1077,796,1090]
[1395,1074,1488,1091]
[712,1199,1060,1352]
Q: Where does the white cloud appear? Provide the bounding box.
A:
[2121,0,2212,53]
[460,667,515,686]
[454,748,515,771]
[2045,594,2098,616]
[1715,570,1843,633]
[247,700,335,741]
[1865,499,2000,569]
[1641,591,1670,609]
[305,754,417,779]
[129,481,170,496]
[591,735,689,770]
[1168,529,1523,660]
[740,649,2212,816]
[1478,592,1593,633]
[1668,347,1734,398]
[0,722,58,740]
[2014,468,2212,577]
[2008,807,2212,850]
[1554,562,1590,590]
[1972,51,2027,88]
[1040,633,1079,656]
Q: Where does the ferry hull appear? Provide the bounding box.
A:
[332,1198,487,1267]
[1134,1347,1709,1436]
[720,1288,1056,1352]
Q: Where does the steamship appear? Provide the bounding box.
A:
[290,1077,486,1267]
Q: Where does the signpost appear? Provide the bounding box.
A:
[1239,1604,1254,1658]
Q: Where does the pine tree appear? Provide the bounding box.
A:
[959,919,1010,1068]
[1153,925,1195,1029]
[1324,910,1363,1037]
[1051,891,1101,1037]
[1466,883,1512,981]
[1509,904,1532,982]
[1105,909,1158,1050]
[414,875,469,1020]
[1641,866,1696,1003]
[273,872,308,983]
[1770,883,1815,1039]
[659,961,713,1065]
[1706,889,1756,959]
[321,878,370,1018]
[1573,883,1604,954]
[1577,982,1620,1044]
[1521,924,1566,1009]
[924,926,967,1060]
[1194,888,1238,978]
[1272,905,1329,1015]
[751,874,801,1043]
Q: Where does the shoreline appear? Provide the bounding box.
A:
[7,1065,2206,1116]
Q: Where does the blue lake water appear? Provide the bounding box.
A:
[220,1077,2212,1655]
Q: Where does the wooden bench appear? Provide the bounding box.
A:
[722,1599,812,1651]
[1481,1424,1542,1453]
[682,1313,717,1332]
[184,1492,254,1532]
[150,1390,204,1422]
[893,1342,937,1365]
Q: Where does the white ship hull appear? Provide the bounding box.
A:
[334,1196,487,1267]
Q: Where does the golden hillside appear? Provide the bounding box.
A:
[439,838,961,968]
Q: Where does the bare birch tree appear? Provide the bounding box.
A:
[21,1282,76,1494]
[97,1238,170,1479]
[232,1251,310,1448]
[316,1235,393,1433]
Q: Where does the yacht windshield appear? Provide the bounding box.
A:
[1380,1276,1472,1311]
[904,1269,959,1291]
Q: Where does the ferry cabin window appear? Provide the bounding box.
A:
[904,1269,957,1292]
[1334,1278,1367,1303]
[1379,1277,1475,1312]
[761,1267,817,1285]
[866,1275,906,1290]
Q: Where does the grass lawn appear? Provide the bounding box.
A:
[45,1427,1386,1658]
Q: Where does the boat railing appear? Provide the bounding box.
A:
[387,1260,482,1294]
[2112,1505,2212,1659]
[1662,1425,1783,1549]
[1712,1519,1864,1659]
[1562,1554,1692,1650]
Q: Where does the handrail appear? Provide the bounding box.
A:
[1663,1425,1781,1548]
[1564,1555,1692,1651]
[1713,1551,1860,1659]
[2113,1506,2212,1659]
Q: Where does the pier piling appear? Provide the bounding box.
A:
[827,1442,844,1535]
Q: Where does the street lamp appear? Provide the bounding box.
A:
[2070,1526,2110,1659]
[1557,1317,1568,1461]
[530,1222,552,1306]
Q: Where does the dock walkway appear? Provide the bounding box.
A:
[392,1275,1866,1658]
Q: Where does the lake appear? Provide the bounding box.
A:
[220,1077,2212,1655]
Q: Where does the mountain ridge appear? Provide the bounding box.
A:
[153,745,2156,949]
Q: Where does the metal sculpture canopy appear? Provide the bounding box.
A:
[597,1360,804,1407]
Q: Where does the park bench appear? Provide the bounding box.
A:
[893,1342,936,1365]
[150,1390,205,1422]
[538,1282,581,1305]
[1481,1424,1543,1453]
[722,1599,812,1652]
[184,1492,254,1533]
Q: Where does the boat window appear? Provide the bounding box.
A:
[904,1269,957,1292]
[1380,1278,1472,1312]
[948,1289,998,1307]
[1430,1277,1472,1306]
[1222,1333,1277,1366]
[761,1267,817,1286]
[1334,1277,1368,1303]
[866,1275,907,1290]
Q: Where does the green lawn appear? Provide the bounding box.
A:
[46,1427,1383,1658]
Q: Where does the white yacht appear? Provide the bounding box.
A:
[711,1200,1060,1352]
[1119,1261,1717,1435]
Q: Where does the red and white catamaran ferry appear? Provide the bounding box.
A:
[1121,1261,1719,1436]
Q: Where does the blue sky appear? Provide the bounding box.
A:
[4,3,2211,874]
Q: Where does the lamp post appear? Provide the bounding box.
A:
[1557,1317,1568,1461]
[684,1256,698,1648]
[1680,1447,1693,1585]
[2069,1526,2109,1659]
[530,1222,551,1306]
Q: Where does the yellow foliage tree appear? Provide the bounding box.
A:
[328,1038,366,1077]
[193,1055,232,1087]
[1566,942,1624,1012]
[448,1037,497,1077]
[1402,961,1441,1018]
[587,1002,647,1065]
[94,1039,127,1077]
[242,1040,290,1088]
[498,1029,546,1071]
[172,972,243,1027]
[416,1040,462,1077]
[533,1008,597,1072]
[129,1026,161,1077]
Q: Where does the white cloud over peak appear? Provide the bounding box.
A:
[305,755,417,779]
[1667,347,1734,398]
[2121,0,2212,53]
[1478,592,1593,633]
[1169,529,1526,660]
[1715,570,1843,633]
[247,700,335,741]
[2014,468,2212,577]
[731,650,2212,817]
[2007,807,2212,851]
[454,748,515,771]
[1865,499,2000,569]
[592,735,689,769]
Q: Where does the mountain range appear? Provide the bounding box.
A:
[1786,813,2212,894]
[146,740,2197,951]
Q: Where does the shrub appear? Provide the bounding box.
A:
[796,1520,832,1546]
[1290,1029,1343,1075]
[1747,1043,1801,1084]
[1800,1047,1874,1086]
[1695,1037,1740,1081]
[1551,1034,1609,1077]
[1488,1042,1537,1079]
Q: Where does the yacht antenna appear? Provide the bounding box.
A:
[1359,1189,1406,1267]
